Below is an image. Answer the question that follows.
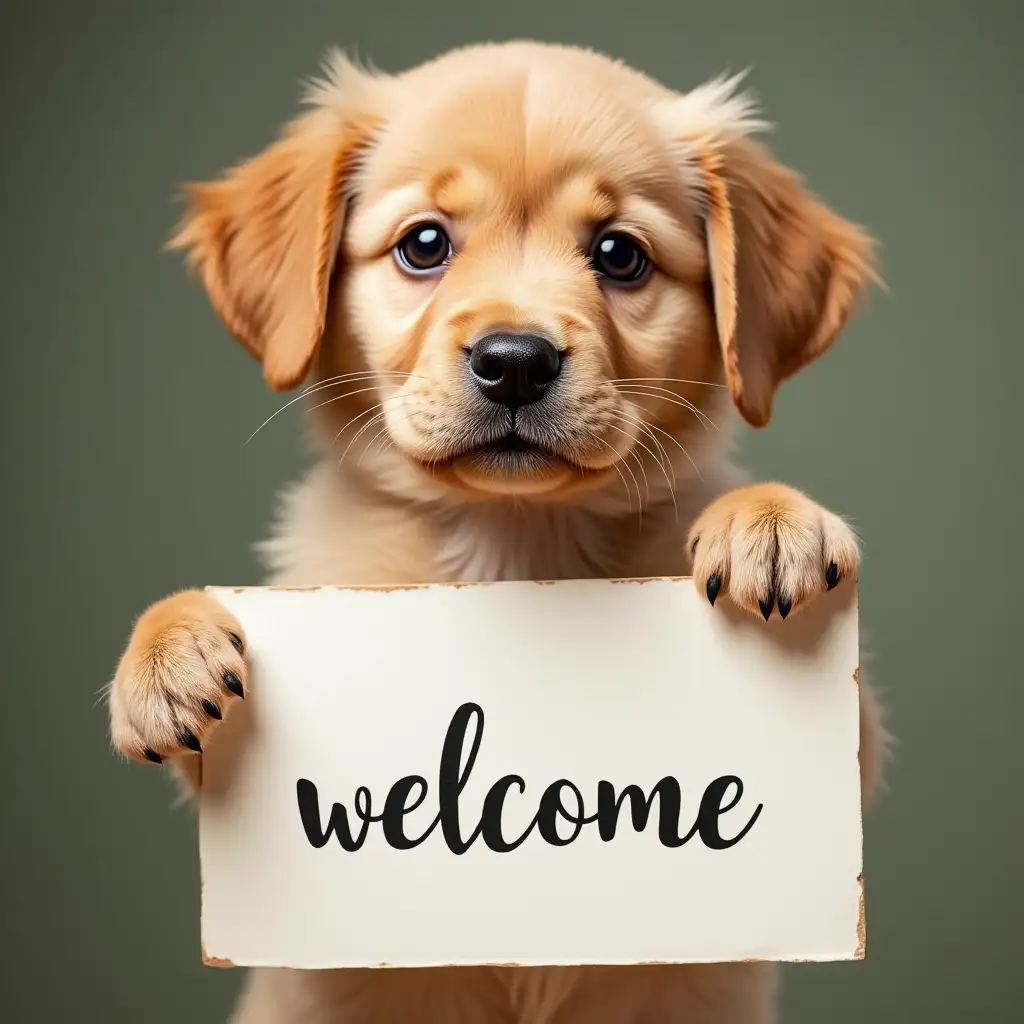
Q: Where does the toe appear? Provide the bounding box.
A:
[725,518,775,615]
[773,511,825,616]
[820,509,860,590]
[180,728,202,753]
[691,521,733,608]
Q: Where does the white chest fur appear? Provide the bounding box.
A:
[434,502,618,583]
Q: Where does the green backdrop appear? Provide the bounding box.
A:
[2,1,1021,1020]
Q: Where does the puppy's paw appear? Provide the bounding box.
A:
[688,483,859,620]
[109,590,247,764]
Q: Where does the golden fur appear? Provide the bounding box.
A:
[109,41,887,1023]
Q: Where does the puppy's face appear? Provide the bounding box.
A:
[175,44,875,506]
[339,63,720,500]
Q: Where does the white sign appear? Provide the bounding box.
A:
[199,578,863,970]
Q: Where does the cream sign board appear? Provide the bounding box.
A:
[198,578,863,969]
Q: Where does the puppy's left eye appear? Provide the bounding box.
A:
[395,223,452,274]
[590,231,650,284]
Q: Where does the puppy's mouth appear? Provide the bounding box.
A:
[465,432,555,470]
[410,413,610,496]
[482,434,543,454]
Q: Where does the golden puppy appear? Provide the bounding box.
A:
[109,41,887,1023]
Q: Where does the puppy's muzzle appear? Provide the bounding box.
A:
[468,332,562,410]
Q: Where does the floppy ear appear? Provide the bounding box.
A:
[169,55,387,391]
[656,79,878,426]
[700,139,878,426]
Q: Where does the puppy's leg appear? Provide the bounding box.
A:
[231,965,514,1024]
[108,590,248,786]
[688,481,888,798]
[529,963,778,1024]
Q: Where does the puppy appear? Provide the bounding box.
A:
[109,41,887,1024]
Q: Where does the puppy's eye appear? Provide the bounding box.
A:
[395,223,452,273]
[590,231,650,284]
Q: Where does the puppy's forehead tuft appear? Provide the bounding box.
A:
[359,56,684,215]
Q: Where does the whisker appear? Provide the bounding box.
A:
[594,435,642,531]
[617,385,718,431]
[247,371,416,443]
[374,420,402,459]
[332,396,387,445]
[606,461,634,512]
[333,393,430,469]
[313,385,414,420]
[338,411,388,469]
[626,447,650,504]
[589,435,634,512]
[602,422,653,503]
[607,416,679,523]
[608,377,728,389]
[616,445,643,517]
[647,422,703,483]
[298,369,421,398]
[637,421,675,487]
[373,435,400,464]
[611,412,680,519]
[357,421,394,468]
[617,412,703,483]
[611,412,673,478]
[616,387,718,432]
[332,392,423,448]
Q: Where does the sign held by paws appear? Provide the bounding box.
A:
[198,578,864,970]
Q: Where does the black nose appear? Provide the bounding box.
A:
[468,332,562,409]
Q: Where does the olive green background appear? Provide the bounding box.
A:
[2,0,1020,1020]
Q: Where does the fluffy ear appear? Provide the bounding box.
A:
[169,55,387,390]
[656,78,879,426]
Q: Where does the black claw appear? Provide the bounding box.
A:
[143,748,163,765]
[180,729,202,753]
[778,594,793,620]
[228,632,244,655]
[202,699,223,721]
[759,595,774,621]
[224,672,244,699]
[706,573,722,606]
[825,561,840,590]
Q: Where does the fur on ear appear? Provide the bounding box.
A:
[655,77,879,427]
[169,53,388,391]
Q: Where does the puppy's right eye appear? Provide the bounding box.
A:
[395,223,452,274]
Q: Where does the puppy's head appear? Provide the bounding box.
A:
[173,43,876,505]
